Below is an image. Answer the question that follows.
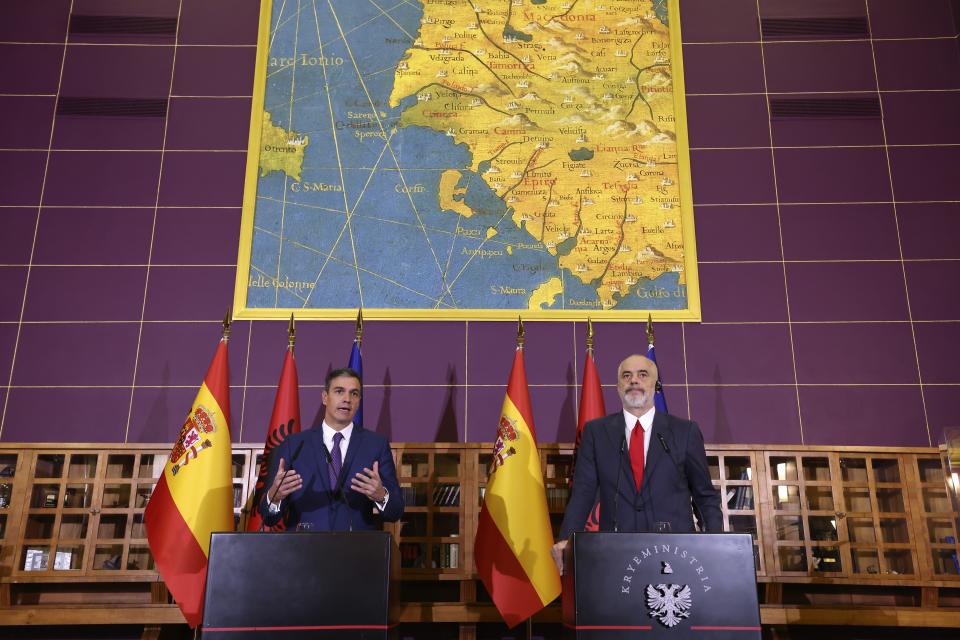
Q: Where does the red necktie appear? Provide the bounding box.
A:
[630,420,645,491]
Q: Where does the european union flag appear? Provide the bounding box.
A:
[348,340,363,427]
[646,342,669,415]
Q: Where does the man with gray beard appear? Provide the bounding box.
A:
[552,354,721,573]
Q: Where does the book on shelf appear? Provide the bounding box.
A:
[399,542,425,569]
[233,484,243,509]
[24,547,49,571]
[401,485,420,506]
[432,483,460,506]
[545,486,570,510]
[399,516,425,537]
[434,543,460,569]
[731,470,753,510]
[53,550,73,570]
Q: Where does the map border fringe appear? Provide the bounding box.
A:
[233,0,701,322]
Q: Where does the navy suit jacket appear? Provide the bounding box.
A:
[559,411,722,538]
[259,425,403,530]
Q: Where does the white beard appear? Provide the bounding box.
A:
[623,389,648,411]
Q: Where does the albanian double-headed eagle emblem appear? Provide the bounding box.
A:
[490,415,520,473]
[646,583,693,628]
[169,405,217,475]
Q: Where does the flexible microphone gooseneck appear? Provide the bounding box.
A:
[262,440,305,531]
[613,435,626,533]
[657,433,671,455]
[657,433,686,482]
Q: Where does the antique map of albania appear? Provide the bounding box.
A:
[235,0,701,319]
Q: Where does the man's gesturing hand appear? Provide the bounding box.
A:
[268,457,302,504]
[351,460,387,502]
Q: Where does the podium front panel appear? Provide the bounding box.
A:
[201,531,391,639]
[568,532,760,640]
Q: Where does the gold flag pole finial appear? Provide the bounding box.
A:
[646,313,655,346]
[586,317,594,354]
[516,316,525,349]
[355,308,364,347]
[222,308,232,341]
[288,313,296,349]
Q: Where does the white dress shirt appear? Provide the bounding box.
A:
[623,406,655,459]
[322,421,353,461]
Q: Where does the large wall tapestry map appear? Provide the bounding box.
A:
[235,0,700,320]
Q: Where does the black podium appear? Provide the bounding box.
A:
[563,532,761,639]
[201,531,396,639]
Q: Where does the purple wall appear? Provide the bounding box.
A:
[1,0,958,448]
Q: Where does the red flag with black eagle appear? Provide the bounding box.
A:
[245,346,300,531]
[571,335,606,530]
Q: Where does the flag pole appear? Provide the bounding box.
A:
[646,312,654,346]
[222,307,232,342]
[586,316,594,354]
[355,308,364,349]
[288,313,296,351]
[520,318,538,638]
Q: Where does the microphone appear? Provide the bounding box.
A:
[322,442,355,532]
[262,440,305,531]
[613,435,625,533]
[274,440,305,498]
[657,433,670,454]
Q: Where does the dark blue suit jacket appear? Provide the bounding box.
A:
[259,425,403,530]
[559,411,722,538]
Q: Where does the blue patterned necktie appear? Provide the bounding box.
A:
[329,432,343,490]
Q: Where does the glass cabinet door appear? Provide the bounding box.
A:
[766,453,844,576]
[917,455,960,578]
[711,453,764,574]
[841,455,915,578]
[396,448,464,574]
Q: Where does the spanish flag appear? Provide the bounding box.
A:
[145,333,234,627]
[475,340,561,628]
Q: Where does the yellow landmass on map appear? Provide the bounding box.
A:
[438,169,474,217]
[388,0,685,309]
[259,111,308,181]
[528,276,563,310]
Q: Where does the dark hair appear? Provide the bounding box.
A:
[325,367,362,391]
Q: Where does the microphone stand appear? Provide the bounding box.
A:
[613,435,625,533]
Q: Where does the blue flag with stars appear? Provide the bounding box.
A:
[348,340,363,427]
[646,342,669,415]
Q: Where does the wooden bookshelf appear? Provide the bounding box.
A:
[2,442,960,637]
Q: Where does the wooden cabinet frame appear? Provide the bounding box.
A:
[2,442,960,635]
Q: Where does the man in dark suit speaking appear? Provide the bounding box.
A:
[259,368,403,530]
[552,354,721,569]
